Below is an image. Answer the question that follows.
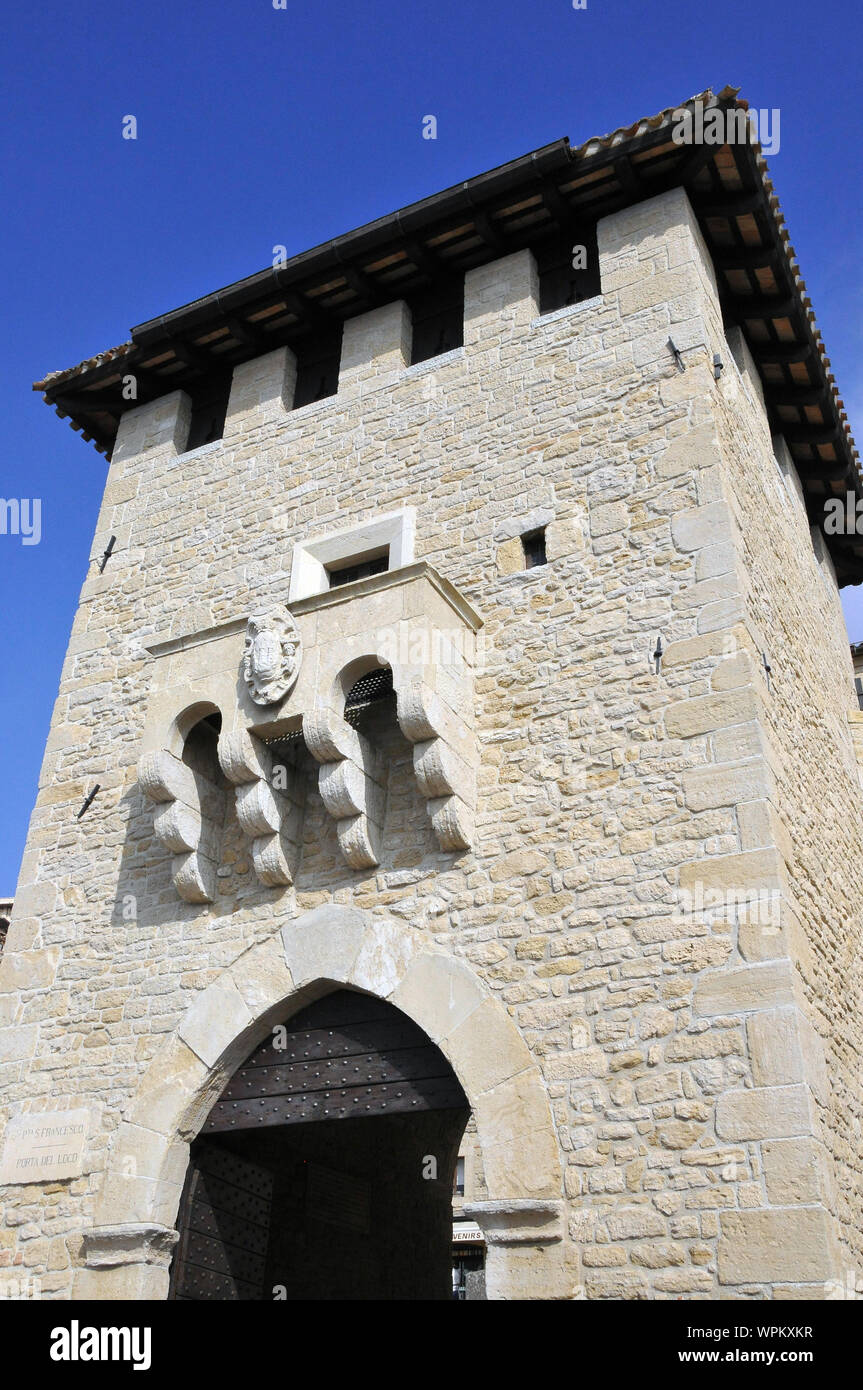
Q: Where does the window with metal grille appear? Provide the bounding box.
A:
[0,917,8,959]
[521,528,547,568]
[409,276,465,365]
[327,551,389,588]
[293,326,343,408]
[534,227,601,315]
[344,666,393,714]
[263,671,395,767]
[184,372,232,452]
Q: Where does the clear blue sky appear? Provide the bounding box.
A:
[1,0,861,893]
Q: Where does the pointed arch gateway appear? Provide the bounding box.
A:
[76,909,568,1301]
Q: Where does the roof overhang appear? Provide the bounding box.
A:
[33,86,863,584]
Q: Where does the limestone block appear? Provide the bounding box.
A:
[74,1260,173,1301]
[339,301,411,394]
[112,390,192,466]
[671,500,733,553]
[126,1036,211,1139]
[280,906,367,988]
[715,1084,814,1142]
[479,1127,563,1202]
[694,960,796,1016]
[496,536,523,575]
[717,1208,840,1285]
[391,953,485,1044]
[464,249,539,343]
[763,1138,832,1206]
[473,1070,555,1150]
[8,880,56,919]
[747,1006,829,1102]
[443,997,536,1096]
[665,687,759,739]
[94,1172,185,1231]
[589,500,628,539]
[228,934,294,1021]
[223,346,296,434]
[351,922,420,999]
[0,1024,37,1063]
[682,759,772,812]
[0,949,60,993]
[177,976,253,1069]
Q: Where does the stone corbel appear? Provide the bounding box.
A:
[303,709,385,870]
[80,1223,179,1269]
[218,729,304,887]
[463,1199,564,1245]
[137,750,220,904]
[396,679,476,851]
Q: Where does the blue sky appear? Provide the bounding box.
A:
[1,0,861,893]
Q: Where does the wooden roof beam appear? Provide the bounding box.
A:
[753,344,813,365]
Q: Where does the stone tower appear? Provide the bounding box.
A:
[2,89,861,1301]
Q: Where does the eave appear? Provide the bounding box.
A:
[33,86,863,584]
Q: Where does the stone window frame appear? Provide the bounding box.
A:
[288,507,417,602]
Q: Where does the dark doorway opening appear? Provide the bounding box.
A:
[169,989,470,1301]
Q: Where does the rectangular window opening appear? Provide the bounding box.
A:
[534,226,601,316]
[855,675,863,711]
[184,372,233,453]
[293,326,343,409]
[326,547,389,588]
[453,1156,465,1196]
[409,276,465,365]
[521,528,547,569]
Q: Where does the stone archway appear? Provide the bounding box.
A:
[75,907,568,1301]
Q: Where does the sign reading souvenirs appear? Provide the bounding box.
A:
[242,605,302,705]
[0,1109,88,1184]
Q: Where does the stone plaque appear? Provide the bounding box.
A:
[0,1109,88,1184]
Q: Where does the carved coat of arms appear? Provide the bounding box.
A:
[242,607,302,705]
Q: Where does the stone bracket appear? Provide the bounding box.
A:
[218,729,304,887]
[463,1199,564,1246]
[138,750,220,903]
[80,1223,179,1269]
[397,679,476,851]
[303,708,385,869]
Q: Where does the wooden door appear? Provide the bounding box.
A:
[169,1144,273,1300]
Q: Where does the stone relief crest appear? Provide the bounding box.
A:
[242,606,302,705]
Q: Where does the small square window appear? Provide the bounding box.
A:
[521,528,547,569]
[327,551,389,588]
[534,227,601,315]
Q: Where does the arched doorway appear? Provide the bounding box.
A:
[167,988,470,1300]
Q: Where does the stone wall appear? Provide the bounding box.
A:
[0,185,858,1299]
